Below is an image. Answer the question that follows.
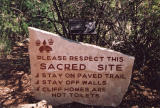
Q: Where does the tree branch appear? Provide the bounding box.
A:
[52,0,69,38]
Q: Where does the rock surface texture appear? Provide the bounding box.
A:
[28,27,135,107]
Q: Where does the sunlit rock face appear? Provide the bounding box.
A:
[28,27,134,107]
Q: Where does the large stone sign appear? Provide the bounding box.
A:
[28,27,135,107]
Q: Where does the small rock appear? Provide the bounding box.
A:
[36,100,47,108]
[131,105,139,108]
[133,77,139,80]
[139,85,145,90]
[149,92,153,96]
[16,42,25,47]
[16,71,25,75]
[17,100,52,108]
[153,90,157,93]
[142,91,149,96]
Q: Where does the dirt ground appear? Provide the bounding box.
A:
[0,42,160,108]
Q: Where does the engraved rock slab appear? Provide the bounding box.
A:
[28,27,135,107]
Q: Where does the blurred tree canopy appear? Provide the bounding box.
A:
[0,0,160,83]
